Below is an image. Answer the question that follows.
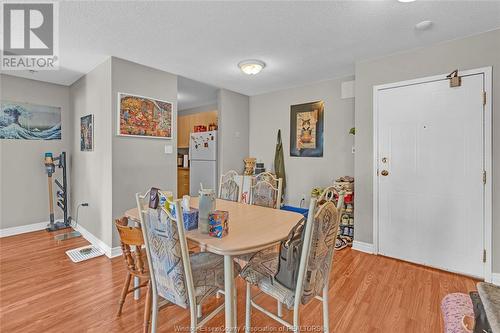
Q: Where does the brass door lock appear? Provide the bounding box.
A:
[381,170,389,176]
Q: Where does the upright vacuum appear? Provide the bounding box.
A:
[44,152,72,232]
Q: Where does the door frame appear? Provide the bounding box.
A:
[372,67,492,282]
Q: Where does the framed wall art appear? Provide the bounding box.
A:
[0,100,61,140]
[117,92,173,139]
[290,100,324,157]
[80,114,94,151]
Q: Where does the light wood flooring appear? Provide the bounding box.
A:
[0,229,478,332]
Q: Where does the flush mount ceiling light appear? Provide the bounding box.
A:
[398,0,416,2]
[238,60,265,75]
[415,20,433,31]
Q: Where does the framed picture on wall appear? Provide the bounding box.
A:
[290,100,324,157]
[80,114,93,151]
[117,92,173,139]
[0,100,61,140]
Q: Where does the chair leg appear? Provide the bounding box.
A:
[150,290,159,333]
[277,300,283,318]
[117,273,132,316]
[245,283,251,333]
[143,281,152,333]
[322,284,330,333]
[190,306,197,333]
[293,306,300,333]
[197,304,202,319]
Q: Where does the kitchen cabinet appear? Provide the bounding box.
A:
[177,168,190,198]
[177,111,217,148]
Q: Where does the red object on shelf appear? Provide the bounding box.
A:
[194,125,207,132]
[344,193,353,204]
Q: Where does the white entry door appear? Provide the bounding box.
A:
[375,71,487,278]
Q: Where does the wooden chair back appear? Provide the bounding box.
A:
[115,217,148,276]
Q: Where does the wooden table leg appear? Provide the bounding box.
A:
[224,255,237,332]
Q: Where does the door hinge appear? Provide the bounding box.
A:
[483,249,487,263]
[483,171,487,184]
[483,91,487,106]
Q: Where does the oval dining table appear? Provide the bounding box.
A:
[125,197,303,332]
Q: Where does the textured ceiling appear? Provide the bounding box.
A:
[3,1,500,95]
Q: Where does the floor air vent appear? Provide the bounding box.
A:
[66,245,105,263]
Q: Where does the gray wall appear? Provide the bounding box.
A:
[249,77,355,206]
[111,57,178,247]
[70,59,113,247]
[179,103,217,115]
[1,74,71,229]
[217,89,249,177]
[354,29,500,272]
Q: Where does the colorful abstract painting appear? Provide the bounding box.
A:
[80,114,93,151]
[118,93,172,139]
[290,101,324,157]
[0,101,61,140]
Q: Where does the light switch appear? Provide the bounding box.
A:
[235,131,240,138]
[164,144,173,154]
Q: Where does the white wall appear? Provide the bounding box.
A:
[354,29,500,272]
[217,89,249,177]
[70,59,113,247]
[249,76,355,206]
[111,57,178,247]
[1,74,71,229]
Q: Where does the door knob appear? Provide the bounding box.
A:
[381,170,389,176]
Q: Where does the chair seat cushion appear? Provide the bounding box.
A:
[240,248,296,309]
[190,252,241,304]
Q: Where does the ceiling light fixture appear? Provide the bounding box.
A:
[238,60,265,75]
[415,20,433,31]
[398,0,416,2]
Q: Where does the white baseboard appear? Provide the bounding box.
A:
[110,246,123,258]
[74,224,122,259]
[0,221,50,238]
[352,240,374,254]
[492,273,500,286]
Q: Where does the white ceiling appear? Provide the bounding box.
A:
[178,76,218,111]
[3,1,500,96]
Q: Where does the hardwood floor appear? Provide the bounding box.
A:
[0,230,478,332]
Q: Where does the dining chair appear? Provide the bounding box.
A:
[136,189,240,333]
[240,193,342,333]
[250,173,283,209]
[114,217,152,333]
[218,170,242,202]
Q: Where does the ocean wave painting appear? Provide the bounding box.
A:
[0,101,61,140]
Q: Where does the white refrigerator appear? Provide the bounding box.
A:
[189,130,217,196]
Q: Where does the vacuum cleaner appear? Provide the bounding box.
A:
[44,152,72,232]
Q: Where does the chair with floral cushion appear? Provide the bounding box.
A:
[240,195,340,333]
[136,189,241,333]
[218,170,242,202]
